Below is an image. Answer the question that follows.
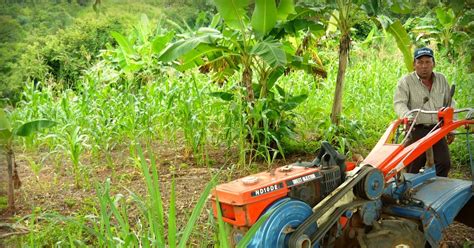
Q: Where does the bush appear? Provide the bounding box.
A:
[8,16,126,93]
[0,15,24,43]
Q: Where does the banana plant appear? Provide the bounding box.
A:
[157,0,327,156]
[0,109,55,211]
[103,14,175,86]
[410,6,471,61]
[159,0,326,98]
[327,0,413,124]
[328,0,358,125]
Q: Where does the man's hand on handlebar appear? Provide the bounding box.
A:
[446,132,455,145]
[404,115,414,132]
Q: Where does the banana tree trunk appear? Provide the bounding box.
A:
[6,148,14,210]
[242,56,257,146]
[242,64,254,103]
[330,33,350,125]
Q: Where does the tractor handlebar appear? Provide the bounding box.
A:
[403,108,473,119]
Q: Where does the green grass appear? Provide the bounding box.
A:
[0,196,7,211]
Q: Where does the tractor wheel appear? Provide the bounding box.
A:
[244,198,317,248]
[359,218,425,248]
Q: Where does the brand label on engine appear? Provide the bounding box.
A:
[286,172,322,187]
[251,183,284,197]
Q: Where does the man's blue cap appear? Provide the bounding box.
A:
[414,47,434,59]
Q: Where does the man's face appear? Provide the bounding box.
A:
[414,56,434,79]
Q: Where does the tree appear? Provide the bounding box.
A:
[329,0,356,125]
[327,0,414,124]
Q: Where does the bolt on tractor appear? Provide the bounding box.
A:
[212,99,473,247]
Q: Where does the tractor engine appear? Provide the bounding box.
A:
[211,142,352,245]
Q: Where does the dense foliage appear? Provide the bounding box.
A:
[0,0,473,246]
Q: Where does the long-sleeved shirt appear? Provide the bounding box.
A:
[394,71,454,125]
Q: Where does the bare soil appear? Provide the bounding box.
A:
[1,144,473,247]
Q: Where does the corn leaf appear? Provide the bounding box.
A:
[106,189,130,240]
[168,177,177,248]
[178,174,218,248]
[148,146,166,246]
[136,144,165,246]
[97,179,114,246]
[215,196,230,248]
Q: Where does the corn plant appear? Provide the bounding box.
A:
[25,156,43,182]
[54,125,89,188]
[13,144,268,247]
[79,144,220,247]
[89,144,273,247]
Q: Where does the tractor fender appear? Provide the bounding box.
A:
[383,167,473,247]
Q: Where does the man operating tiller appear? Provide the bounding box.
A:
[394,47,455,177]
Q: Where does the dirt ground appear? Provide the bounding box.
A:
[1,145,473,247]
